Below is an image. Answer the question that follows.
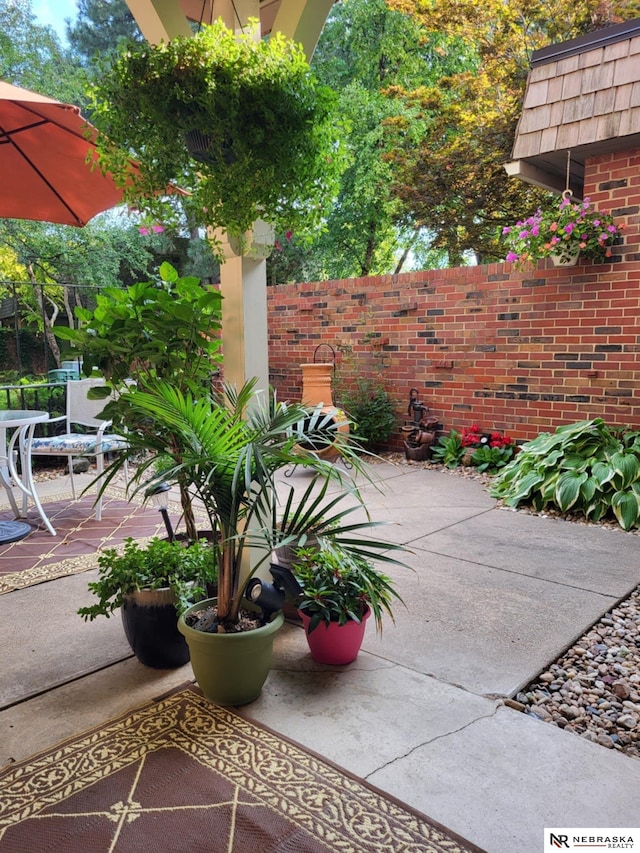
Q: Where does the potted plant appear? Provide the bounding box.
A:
[291,542,403,665]
[101,377,404,705]
[87,19,344,245]
[77,536,216,669]
[501,192,621,269]
[55,262,223,540]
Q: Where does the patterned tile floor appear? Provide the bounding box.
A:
[0,484,188,593]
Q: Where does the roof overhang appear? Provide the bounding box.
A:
[125,0,335,58]
[506,18,640,199]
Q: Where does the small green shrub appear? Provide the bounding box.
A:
[490,418,640,530]
[77,537,216,621]
[341,379,397,449]
[471,444,516,473]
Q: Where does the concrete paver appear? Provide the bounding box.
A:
[369,705,640,853]
[0,571,132,707]
[1,462,639,852]
[359,556,620,696]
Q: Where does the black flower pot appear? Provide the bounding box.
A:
[184,129,213,164]
[184,130,236,165]
[121,588,190,669]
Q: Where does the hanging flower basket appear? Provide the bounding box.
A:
[87,20,344,242]
[550,247,581,267]
[502,192,622,271]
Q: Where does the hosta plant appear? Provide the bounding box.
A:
[471,444,515,473]
[431,430,464,468]
[490,419,640,530]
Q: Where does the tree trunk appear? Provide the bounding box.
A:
[30,271,61,368]
[394,227,421,275]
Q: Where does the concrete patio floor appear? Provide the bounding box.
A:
[1,462,639,852]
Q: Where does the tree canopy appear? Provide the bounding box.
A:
[66,0,141,67]
[269,0,459,281]
[384,0,640,263]
[0,0,217,376]
[2,0,639,291]
[0,0,86,103]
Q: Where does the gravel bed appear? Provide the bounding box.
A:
[386,453,640,761]
[512,591,640,758]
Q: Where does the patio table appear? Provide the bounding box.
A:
[0,410,55,539]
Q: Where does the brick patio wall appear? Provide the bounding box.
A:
[267,147,640,449]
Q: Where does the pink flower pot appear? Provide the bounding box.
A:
[298,607,370,665]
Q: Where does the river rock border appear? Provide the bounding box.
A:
[507,586,640,759]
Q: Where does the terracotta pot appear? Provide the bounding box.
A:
[298,362,348,459]
[298,606,370,665]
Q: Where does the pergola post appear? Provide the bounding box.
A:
[123,0,334,575]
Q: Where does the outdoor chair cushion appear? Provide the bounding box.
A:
[30,433,128,455]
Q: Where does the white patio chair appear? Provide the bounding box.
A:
[30,378,128,520]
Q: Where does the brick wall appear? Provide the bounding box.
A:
[267,148,640,448]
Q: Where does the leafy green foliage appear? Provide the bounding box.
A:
[55,263,223,540]
[0,0,88,104]
[88,20,344,239]
[384,0,639,264]
[77,536,216,620]
[100,377,406,626]
[431,430,464,468]
[270,0,450,280]
[54,262,223,396]
[66,0,141,68]
[490,419,640,530]
[292,542,403,634]
[271,474,406,573]
[470,444,515,473]
[341,378,397,448]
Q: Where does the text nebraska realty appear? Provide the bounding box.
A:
[563,837,633,849]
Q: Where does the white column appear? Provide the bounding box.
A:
[217,250,269,396]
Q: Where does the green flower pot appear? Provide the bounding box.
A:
[177,598,284,706]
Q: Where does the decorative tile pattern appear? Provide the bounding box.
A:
[0,488,207,594]
[0,685,483,853]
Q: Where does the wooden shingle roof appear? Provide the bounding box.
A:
[506,18,640,197]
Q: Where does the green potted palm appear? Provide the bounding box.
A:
[87,19,344,244]
[291,541,403,665]
[77,536,215,669]
[105,377,405,705]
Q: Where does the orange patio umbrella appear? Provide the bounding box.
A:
[0,80,134,227]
